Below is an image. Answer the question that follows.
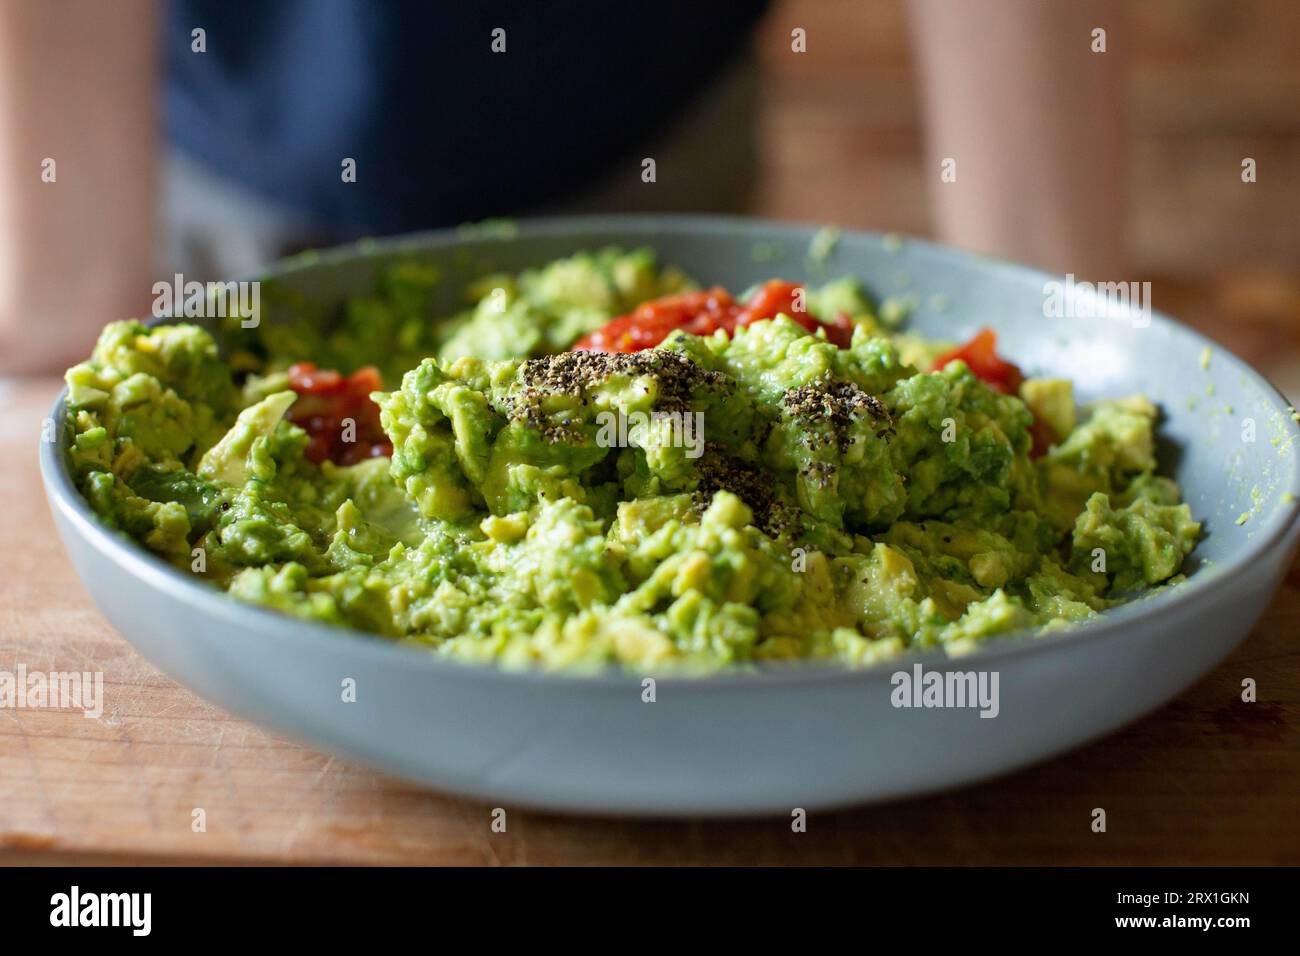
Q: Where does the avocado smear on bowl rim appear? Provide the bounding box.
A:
[62,248,1200,672]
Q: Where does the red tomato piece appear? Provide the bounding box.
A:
[285,362,342,393]
[1028,416,1056,459]
[734,280,801,325]
[735,280,830,341]
[572,280,857,353]
[930,328,1024,394]
[286,362,393,465]
[824,310,856,349]
[572,288,737,352]
[930,329,1057,458]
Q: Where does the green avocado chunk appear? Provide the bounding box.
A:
[63,249,1200,671]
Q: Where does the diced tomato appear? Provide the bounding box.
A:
[572,288,737,352]
[286,362,393,465]
[930,328,1024,394]
[286,365,342,393]
[572,280,856,353]
[824,311,856,349]
[930,329,1056,458]
[734,280,800,327]
[1028,416,1056,459]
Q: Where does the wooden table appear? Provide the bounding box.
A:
[2,376,1297,866]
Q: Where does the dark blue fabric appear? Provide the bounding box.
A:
[165,0,768,235]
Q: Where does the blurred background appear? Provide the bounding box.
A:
[749,0,1300,396]
[2,0,1297,394]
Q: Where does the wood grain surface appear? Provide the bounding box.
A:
[2,373,1297,866]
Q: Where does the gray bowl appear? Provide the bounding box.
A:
[40,215,1300,815]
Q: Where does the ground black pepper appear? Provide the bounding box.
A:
[781,379,890,453]
[504,350,728,443]
[691,452,797,538]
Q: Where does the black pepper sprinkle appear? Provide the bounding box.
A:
[777,380,892,492]
[781,380,890,452]
[691,452,798,538]
[503,349,729,443]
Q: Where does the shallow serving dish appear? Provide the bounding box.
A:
[41,215,1300,815]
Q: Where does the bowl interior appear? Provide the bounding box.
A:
[241,217,1300,582]
[50,215,1300,675]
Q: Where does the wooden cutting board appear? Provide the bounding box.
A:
[3,376,1297,865]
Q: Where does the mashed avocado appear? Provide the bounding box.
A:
[62,249,1200,671]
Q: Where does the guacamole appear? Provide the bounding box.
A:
[62,248,1201,671]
